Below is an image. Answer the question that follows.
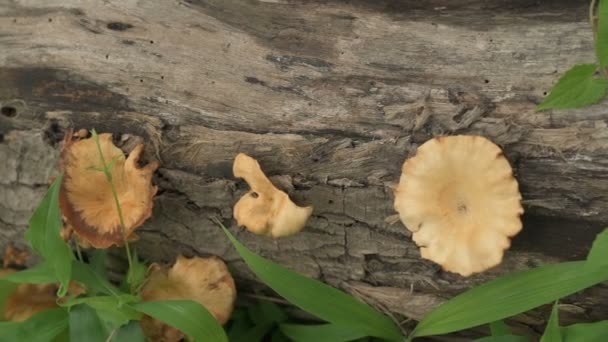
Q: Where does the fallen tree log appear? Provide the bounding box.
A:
[1,0,607,338]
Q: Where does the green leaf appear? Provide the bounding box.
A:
[475,336,530,342]
[2,263,57,284]
[490,320,511,336]
[271,330,291,342]
[597,0,608,68]
[280,323,369,342]
[561,321,608,342]
[111,321,147,342]
[89,250,109,282]
[133,300,228,342]
[248,300,288,326]
[71,260,122,296]
[228,308,254,341]
[69,304,110,342]
[586,228,608,269]
[25,175,73,296]
[220,225,402,341]
[232,323,274,342]
[0,280,18,320]
[540,301,562,342]
[536,64,608,110]
[0,307,69,342]
[411,261,608,337]
[126,251,147,293]
[64,295,142,327]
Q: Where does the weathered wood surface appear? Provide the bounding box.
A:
[1,0,608,336]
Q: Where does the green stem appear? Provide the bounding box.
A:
[74,240,83,262]
[93,132,134,272]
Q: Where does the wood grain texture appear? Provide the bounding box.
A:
[1,0,607,336]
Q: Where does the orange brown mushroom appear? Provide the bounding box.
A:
[233,153,313,238]
[59,132,159,248]
[139,256,236,342]
[394,135,523,276]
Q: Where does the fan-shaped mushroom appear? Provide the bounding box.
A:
[140,255,236,342]
[394,135,523,276]
[233,153,312,238]
[59,132,159,248]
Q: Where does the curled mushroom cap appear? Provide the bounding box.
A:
[140,255,237,342]
[233,153,313,238]
[4,281,59,322]
[59,132,159,248]
[394,135,523,276]
[1,269,84,322]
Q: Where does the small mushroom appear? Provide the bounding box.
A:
[1,269,84,322]
[394,135,523,276]
[4,281,59,322]
[59,132,159,248]
[140,255,237,342]
[233,153,313,238]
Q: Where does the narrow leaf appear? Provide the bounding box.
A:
[71,260,122,296]
[228,309,254,341]
[561,321,608,342]
[89,250,109,282]
[0,280,18,318]
[69,304,109,342]
[412,261,608,337]
[231,323,273,342]
[540,301,562,342]
[221,225,402,341]
[8,307,68,342]
[133,300,228,342]
[111,321,146,342]
[597,0,608,68]
[536,64,608,110]
[2,263,57,284]
[490,320,511,336]
[64,295,141,327]
[586,228,608,269]
[271,330,291,342]
[248,300,288,326]
[280,323,368,342]
[25,175,73,296]
[126,251,147,293]
[475,336,530,342]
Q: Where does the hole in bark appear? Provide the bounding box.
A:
[105,54,109,59]
[484,79,490,84]
[543,91,547,96]
[44,121,64,146]
[150,40,154,44]
[48,18,53,22]
[250,192,259,198]
[161,75,164,80]
[107,22,133,31]
[140,79,143,83]
[1,106,17,118]
[328,199,334,204]
[0,133,4,143]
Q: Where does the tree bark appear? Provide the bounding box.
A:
[1,0,607,338]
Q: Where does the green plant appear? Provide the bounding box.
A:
[537,0,608,110]
[0,130,227,341]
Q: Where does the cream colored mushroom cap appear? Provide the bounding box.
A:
[394,135,523,276]
[233,153,313,238]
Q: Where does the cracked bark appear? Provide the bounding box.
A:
[1,0,607,339]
